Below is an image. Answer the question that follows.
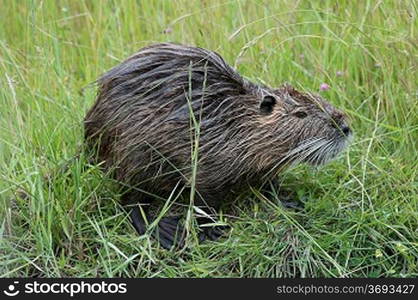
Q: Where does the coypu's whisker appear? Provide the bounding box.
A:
[294,139,329,165]
[262,137,327,180]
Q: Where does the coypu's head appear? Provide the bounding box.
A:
[258,84,352,169]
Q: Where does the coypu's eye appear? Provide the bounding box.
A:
[260,95,276,114]
[294,110,308,119]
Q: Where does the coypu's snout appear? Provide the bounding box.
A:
[341,124,351,136]
[329,108,352,138]
[336,120,352,138]
[307,107,353,166]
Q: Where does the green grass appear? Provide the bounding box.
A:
[1,0,417,277]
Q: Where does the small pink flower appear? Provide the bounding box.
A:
[336,70,344,77]
[319,83,330,91]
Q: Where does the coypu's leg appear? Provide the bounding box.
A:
[130,205,147,235]
[264,180,304,210]
[198,222,228,242]
[154,216,185,249]
[127,190,224,247]
[194,194,230,242]
[123,190,185,249]
[275,187,304,210]
[131,205,185,249]
[123,191,150,236]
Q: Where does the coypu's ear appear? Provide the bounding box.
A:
[260,95,276,114]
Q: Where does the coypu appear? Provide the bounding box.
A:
[84,43,352,248]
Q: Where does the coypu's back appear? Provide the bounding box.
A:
[86,43,259,133]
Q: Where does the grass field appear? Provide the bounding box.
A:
[0,0,417,277]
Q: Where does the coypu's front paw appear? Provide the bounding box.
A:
[277,189,305,210]
[130,206,185,249]
[154,216,186,249]
[280,200,304,210]
[198,224,230,242]
[197,217,231,243]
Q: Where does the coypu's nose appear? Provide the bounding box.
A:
[331,111,351,136]
[341,124,351,136]
[332,113,351,136]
